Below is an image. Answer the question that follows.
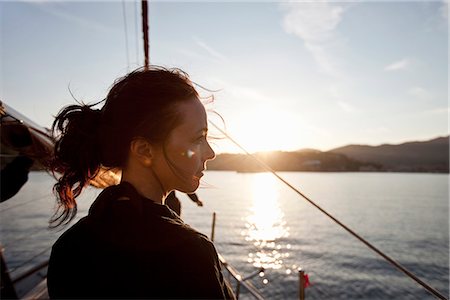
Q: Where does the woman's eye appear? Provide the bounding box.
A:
[193,131,208,144]
[192,136,202,144]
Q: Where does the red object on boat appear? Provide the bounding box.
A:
[303,273,310,288]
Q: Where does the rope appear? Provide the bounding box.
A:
[209,121,448,300]
[121,0,130,71]
[141,0,149,70]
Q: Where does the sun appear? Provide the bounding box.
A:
[214,105,303,154]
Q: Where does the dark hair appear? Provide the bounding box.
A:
[50,66,199,227]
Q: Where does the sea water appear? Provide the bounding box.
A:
[0,171,448,299]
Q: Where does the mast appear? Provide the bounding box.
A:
[141,0,149,70]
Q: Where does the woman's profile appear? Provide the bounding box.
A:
[47,66,235,299]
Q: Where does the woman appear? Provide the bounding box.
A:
[47,67,235,299]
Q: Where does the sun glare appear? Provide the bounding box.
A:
[224,105,304,153]
[242,173,290,270]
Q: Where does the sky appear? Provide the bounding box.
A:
[1,1,448,153]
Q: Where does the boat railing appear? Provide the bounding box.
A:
[12,259,49,299]
[210,212,307,300]
[0,243,49,299]
[11,259,49,286]
[218,252,265,300]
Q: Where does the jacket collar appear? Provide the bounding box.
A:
[88,181,175,220]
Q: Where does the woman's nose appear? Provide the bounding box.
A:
[204,141,215,161]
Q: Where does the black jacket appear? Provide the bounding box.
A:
[47,182,235,299]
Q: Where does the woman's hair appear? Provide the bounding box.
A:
[50,66,199,227]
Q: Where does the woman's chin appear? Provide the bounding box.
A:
[176,178,200,193]
[189,179,200,192]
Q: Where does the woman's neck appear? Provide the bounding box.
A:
[121,168,166,205]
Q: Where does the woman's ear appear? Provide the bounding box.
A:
[129,138,153,167]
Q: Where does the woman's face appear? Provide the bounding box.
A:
[152,99,215,193]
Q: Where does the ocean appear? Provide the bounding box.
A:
[1,171,448,299]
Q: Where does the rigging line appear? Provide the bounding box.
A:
[209,121,448,300]
[0,193,53,213]
[8,245,52,275]
[121,0,130,71]
[134,0,140,64]
[141,0,150,69]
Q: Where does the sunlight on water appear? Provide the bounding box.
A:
[242,173,291,270]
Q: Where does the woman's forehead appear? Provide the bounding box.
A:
[175,100,207,132]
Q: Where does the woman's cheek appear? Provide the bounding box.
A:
[185,144,200,158]
[178,145,200,168]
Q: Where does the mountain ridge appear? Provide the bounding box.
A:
[208,136,449,173]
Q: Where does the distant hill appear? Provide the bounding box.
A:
[208,136,449,173]
[329,136,449,172]
[207,150,381,173]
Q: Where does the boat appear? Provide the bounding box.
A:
[1,100,53,299]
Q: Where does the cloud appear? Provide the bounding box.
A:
[282,2,344,43]
[384,58,411,71]
[194,37,228,63]
[281,2,346,77]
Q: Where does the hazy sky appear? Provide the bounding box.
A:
[1,1,448,153]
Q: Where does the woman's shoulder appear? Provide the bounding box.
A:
[160,214,211,245]
[170,222,217,259]
[51,216,92,253]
